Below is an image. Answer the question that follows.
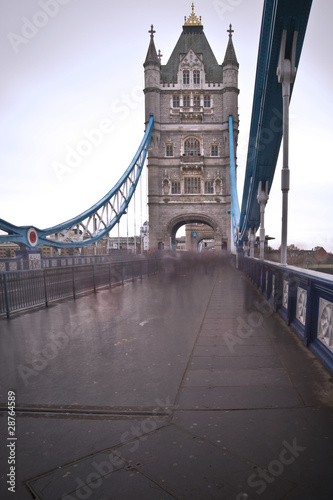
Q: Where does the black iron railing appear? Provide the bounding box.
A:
[0,258,160,319]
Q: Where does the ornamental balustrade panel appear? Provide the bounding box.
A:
[239,255,333,373]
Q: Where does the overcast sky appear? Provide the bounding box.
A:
[1,0,332,251]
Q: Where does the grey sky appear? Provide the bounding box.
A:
[1,0,332,250]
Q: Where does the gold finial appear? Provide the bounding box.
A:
[184,3,202,26]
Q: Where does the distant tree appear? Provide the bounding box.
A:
[287,244,299,251]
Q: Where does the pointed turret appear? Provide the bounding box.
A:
[143,25,161,130]
[222,24,239,171]
[144,25,160,68]
[222,24,239,69]
[222,24,239,95]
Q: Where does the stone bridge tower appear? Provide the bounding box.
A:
[144,4,239,251]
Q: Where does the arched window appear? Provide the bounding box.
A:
[193,95,200,107]
[172,181,181,194]
[183,70,190,85]
[204,96,211,108]
[183,95,190,107]
[193,70,200,84]
[211,144,218,156]
[184,138,200,156]
[184,177,201,194]
[205,181,214,194]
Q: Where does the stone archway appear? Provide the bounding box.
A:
[167,213,222,251]
[185,223,215,251]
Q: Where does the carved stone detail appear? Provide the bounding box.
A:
[282,280,289,309]
[296,287,307,325]
[318,297,333,351]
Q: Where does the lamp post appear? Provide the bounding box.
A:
[277,30,298,265]
[257,181,269,261]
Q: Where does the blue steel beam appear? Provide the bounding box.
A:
[0,116,154,249]
[229,115,240,245]
[238,0,312,243]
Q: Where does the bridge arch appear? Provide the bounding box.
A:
[166,213,223,251]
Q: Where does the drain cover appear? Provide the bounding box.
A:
[26,449,175,500]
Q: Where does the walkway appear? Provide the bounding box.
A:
[0,256,332,500]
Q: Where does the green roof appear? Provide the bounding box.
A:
[161,26,223,83]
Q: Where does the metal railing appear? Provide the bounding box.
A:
[238,255,333,374]
[0,252,135,272]
[0,258,160,319]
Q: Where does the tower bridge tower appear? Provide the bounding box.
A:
[144,4,239,251]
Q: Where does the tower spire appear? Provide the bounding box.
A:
[223,25,239,68]
[144,24,160,67]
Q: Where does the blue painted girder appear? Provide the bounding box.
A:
[0,116,154,249]
[229,115,240,245]
[238,0,312,242]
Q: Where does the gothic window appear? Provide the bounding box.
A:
[184,177,201,194]
[171,181,181,194]
[211,144,218,156]
[173,95,180,107]
[184,138,200,156]
[166,144,174,157]
[183,95,190,107]
[204,96,211,108]
[183,70,190,85]
[193,95,200,107]
[205,181,214,194]
[193,70,200,84]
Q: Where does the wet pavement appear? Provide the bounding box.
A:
[0,256,332,500]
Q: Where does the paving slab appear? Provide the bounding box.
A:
[190,355,282,370]
[182,367,291,387]
[193,344,277,357]
[177,385,303,410]
[0,256,332,500]
[116,424,295,500]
